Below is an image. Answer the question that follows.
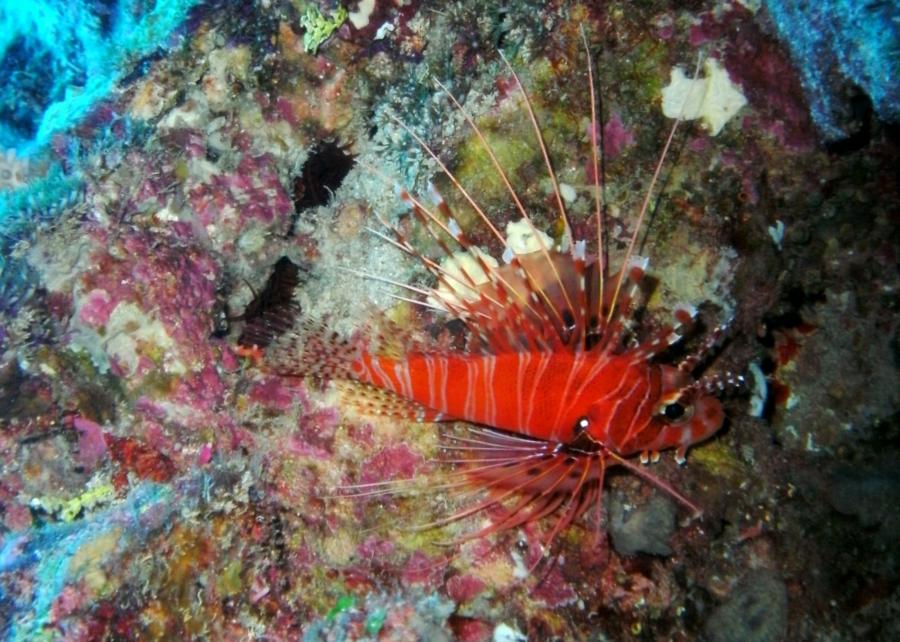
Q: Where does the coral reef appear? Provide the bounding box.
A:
[0,0,203,153]
[0,1,897,640]
[763,0,900,142]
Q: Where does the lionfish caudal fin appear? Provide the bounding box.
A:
[241,298,461,421]
[241,304,360,380]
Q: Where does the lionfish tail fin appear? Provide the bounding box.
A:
[264,318,362,382]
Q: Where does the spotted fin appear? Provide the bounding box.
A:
[336,380,449,422]
[263,318,363,382]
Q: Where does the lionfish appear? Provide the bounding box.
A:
[245,33,743,550]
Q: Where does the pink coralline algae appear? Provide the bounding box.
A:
[285,434,331,460]
[188,152,293,231]
[586,113,635,183]
[73,228,221,372]
[170,365,228,409]
[357,535,397,562]
[249,375,301,411]
[531,564,578,608]
[77,289,115,328]
[400,551,446,589]
[602,112,636,160]
[70,416,109,472]
[196,442,213,466]
[445,573,486,604]
[295,405,340,452]
[689,4,816,149]
[358,443,424,486]
[0,1,897,641]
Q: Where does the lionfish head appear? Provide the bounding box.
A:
[655,364,727,451]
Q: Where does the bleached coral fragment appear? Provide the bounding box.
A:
[493,623,527,642]
[237,225,268,254]
[349,0,376,29]
[105,303,184,375]
[158,89,210,130]
[505,218,554,255]
[768,220,785,249]
[661,59,748,136]
[650,234,738,318]
[432,248,498,306]
[558,182,577,204]
[73,301,185,376]
[129,76,171,120]
[204,46,251,111]
[747,361,768,417]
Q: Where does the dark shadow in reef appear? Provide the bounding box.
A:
[288,141,357,238]
[234,256,306,348]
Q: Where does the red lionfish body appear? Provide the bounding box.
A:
[252,37,742,543]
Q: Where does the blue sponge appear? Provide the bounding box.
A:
[764,0,900,141]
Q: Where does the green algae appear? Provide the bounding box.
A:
[30,479,116,523]
[444,56,582,237]
[623,39,669,109]
[218,559,243,596]
[691,440,747,484]
[297,2,348,54]
[446,110,539,227]
[136,368,179,397]
[326,594,356,622]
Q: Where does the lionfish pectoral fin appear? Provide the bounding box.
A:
[336,380,449,422]
[419,428,610,548]
[430,492,567,550]
[328,476,421,500]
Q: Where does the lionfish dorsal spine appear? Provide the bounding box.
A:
[581,25,606,331]
[387,159,554,339]
[497,50,574,251]
[376,29,697,364]
[430,77,580,337]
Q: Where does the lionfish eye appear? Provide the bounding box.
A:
[574,416,590,435]
[663,402,687,421]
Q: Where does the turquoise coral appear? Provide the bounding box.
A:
[764,0,900,139]
[1,481,177,641]
[0,0,203,153]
